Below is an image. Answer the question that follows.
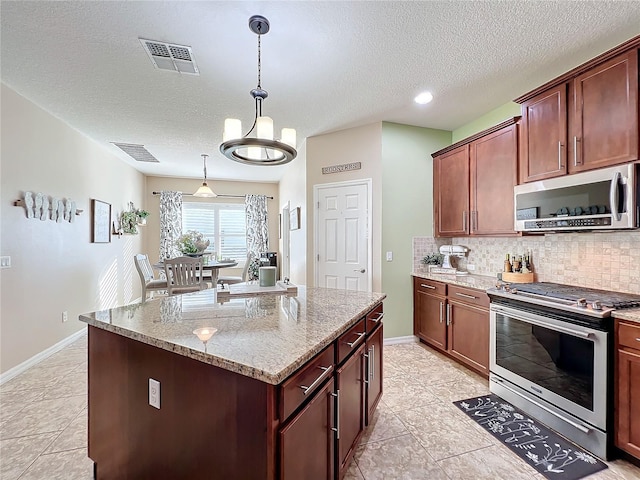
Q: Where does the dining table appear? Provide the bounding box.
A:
[153,258,238,285]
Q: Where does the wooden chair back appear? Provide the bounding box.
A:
[164,256,205,295]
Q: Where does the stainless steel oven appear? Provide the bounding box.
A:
[490,302,609,458]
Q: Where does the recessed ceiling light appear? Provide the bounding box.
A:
[414,92,433,105]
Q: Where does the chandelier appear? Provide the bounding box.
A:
[193,154,217,197]
[219,15,297,166]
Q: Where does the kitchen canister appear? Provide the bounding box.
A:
[259,266,277,287]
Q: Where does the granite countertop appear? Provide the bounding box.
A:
[613,308,640,324]
[79,286,386,385]
[412,270,497,291]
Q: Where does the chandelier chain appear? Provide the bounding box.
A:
[257,32,261,90]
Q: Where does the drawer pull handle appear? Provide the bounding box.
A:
[345,332,366,347]
[455,292,477,300]
[371,312,384,323]
[420,284,436,289]
[299,366,333,396]
[636,338,640,342]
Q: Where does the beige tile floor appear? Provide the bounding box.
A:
[1,334,639,479]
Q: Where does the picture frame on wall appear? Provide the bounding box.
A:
[289,206,300,231]
[92,199,111,243]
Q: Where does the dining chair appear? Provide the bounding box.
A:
[164,256,207,295]
[134,254,168,302]
[217,252,252,286]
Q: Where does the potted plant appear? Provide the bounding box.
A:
[176,231,210,256]
[121,211,139,234]
[421,253,444,267]
[136,209,150,226]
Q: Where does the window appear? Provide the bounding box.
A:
[182,202,247,263]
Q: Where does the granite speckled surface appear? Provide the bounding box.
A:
[613,308,640,324]
[412,271,497,291]
[79,286,385,385]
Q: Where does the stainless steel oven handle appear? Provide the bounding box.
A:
[491,305,593,339]
[610,171,622,222]
[492,378,591,434]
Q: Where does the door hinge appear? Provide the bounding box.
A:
[317,254,320,261]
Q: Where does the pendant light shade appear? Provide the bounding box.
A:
[193,154,217,198]
[219,15,297,166]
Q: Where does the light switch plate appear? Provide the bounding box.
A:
[386,251,393,262]
[0,256,11,269]
[149,378,160,409]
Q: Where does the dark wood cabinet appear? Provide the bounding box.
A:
[433,119,519,238]
[615,320,640,460]
[365,324,383,425]
[280,378,335,480]
[471,123,519,235]
[413,278,489,377]
[336,342,366,479]
[413,277,447,349]
[570,50,638,173]
[517,43,639,182]
[519,84,568,182]
[434,145,470,237]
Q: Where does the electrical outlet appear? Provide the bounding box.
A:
[467,264,476,271]
[386,251,393,262]
[0,256,11,269]
[149,378,161,409]
[62,311,68,323]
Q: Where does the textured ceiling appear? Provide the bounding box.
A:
[2,1,640,182]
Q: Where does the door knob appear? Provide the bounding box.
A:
[353,268,365,273]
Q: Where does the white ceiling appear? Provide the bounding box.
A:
[2,1,640,183]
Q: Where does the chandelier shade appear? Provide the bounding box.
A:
[193,154,217,197]
[219,15,297,166]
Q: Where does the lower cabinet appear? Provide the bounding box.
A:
[615,320,640,460]
[280,378,335,479]
[413,277,489,376]
[278,303,384,480]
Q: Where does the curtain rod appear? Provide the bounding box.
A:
[152,191,274,199]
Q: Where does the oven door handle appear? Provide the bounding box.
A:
[491,378,592,434]
[491,306,593,339]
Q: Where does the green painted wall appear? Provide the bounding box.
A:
[381,122,451,338]
[452,102,521,143]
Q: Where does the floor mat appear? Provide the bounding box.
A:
[454,394,607,480]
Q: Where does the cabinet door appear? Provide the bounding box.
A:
[520,84,568,183]
[447,300,489,376]
[470,124,518,235]
[336,343,365,478]
[365,324,383,426]
[570,50,639,173]
[616,347,640,459]
[414,289,447,351]
[280,377,335,480]
[434,145,470,237]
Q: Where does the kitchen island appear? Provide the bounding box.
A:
[80,286,385,479]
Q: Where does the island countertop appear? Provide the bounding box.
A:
[79,286,386,385]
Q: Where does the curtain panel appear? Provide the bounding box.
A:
[159,191,182,260]
[245,194,269,280]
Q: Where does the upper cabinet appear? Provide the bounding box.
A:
[433,119,519,238]
[517,39,640,183]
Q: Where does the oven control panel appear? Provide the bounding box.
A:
[524,216,612,230]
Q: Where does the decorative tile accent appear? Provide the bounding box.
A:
[413,232,640,294]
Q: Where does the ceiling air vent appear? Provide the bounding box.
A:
[112,143,160,163]
[139,38,199,75]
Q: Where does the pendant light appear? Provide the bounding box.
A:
[193,154,217,198]
[219,15,297,166]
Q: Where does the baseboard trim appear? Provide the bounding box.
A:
[0,327,87,385]
[383,335,418,346]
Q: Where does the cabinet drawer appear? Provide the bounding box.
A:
[448,285,489,309]
[414,277,446,296]
[365,303,384,334]
[337,319,366,365]
[618,321,640,351]
[279,344,335,422]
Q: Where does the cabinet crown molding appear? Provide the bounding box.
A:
[431,116,520,158]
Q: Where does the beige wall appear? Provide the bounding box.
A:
[277,142,307,286]
[381,122,452,338]
[144,176,279,276]
[1,84,145,373]
[306,123,383,290]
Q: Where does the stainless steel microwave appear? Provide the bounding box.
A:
[514,163,639,232]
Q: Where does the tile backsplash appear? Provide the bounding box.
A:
[413,231,640,294]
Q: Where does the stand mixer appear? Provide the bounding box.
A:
[439,245,469,273]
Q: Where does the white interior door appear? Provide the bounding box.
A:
[315,180,371,291]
